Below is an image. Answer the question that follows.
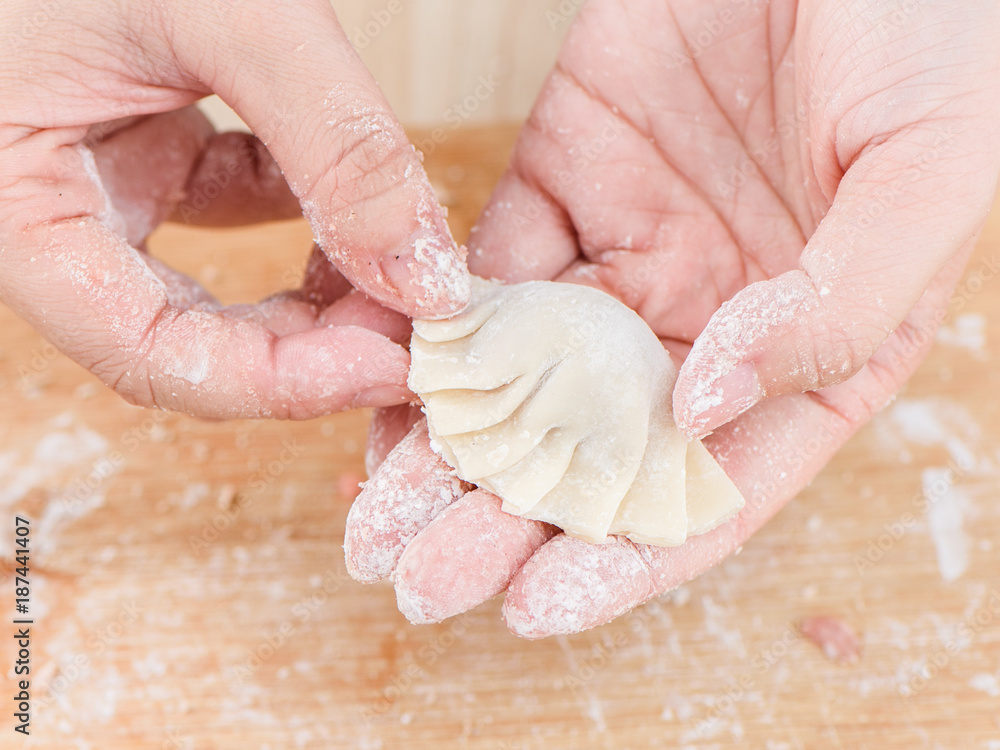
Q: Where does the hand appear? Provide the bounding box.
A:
[346,0,1000,637]
[0,0,470,419]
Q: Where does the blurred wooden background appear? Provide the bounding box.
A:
[1,125,999,750]
[202,0,575,130]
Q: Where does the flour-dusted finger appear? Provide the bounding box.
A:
[318,290,412,346]
[364,404,424,477]
[344,419,467,583]
[393,489,557,624]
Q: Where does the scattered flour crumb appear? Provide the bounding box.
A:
[969,673,1000,697]
[935,313,987,358]
[922,468,970,582]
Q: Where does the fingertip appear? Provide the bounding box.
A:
[318,289,413,345]
[342,421,466,583]
[348,384,413,409]
[502,535,653,638]
[394,576,441,625]
[271,326,412,417]
[674,361,763,439]
[393,490,556,626]
[378,230,471,319]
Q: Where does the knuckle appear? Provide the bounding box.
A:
[810,303,893,388]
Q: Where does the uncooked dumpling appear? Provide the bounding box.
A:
[408,277,744,546]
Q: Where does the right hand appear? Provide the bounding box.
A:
[344,0,1000,637]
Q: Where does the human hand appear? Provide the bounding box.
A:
[0,0,469,419]
[344,0,1000,637]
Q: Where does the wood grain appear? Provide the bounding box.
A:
[1,126,999,749]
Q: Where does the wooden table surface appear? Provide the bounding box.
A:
[2,126,999,749]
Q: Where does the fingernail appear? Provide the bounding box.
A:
[379,230,471,319]
[350,384,414,409]
[680,362,762,439]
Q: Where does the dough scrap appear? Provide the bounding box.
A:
[408,277,744,546]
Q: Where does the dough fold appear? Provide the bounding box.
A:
[408,278,744,546]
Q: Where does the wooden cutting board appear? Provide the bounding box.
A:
[1,125,999,749]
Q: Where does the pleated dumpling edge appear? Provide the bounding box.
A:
[409,277,744,547]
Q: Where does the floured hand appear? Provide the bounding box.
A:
[0,0,470,419]
[345,0,1000,636]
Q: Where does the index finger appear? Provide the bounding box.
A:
[165,0,471,318]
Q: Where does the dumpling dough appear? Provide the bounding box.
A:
[408,277,744,546]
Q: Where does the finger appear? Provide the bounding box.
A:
[674,126,1000,439]
[166,1,470,317]
[0,204,410,417]
[221,293,320,337]
[4,123,416,418]
[300,244,353,308]
[92,110,301,236]
[502,394,856,638]
[90,106,214,245]
[141,255,220,311]
[134,254,324,338]
[393,490,557,624]
[344,419,467,583]
[365,404,424,478]
[503,254,967,638]
[169,132,301,227]
[317,290,412,345]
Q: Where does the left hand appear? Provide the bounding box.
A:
[0,0,468,420]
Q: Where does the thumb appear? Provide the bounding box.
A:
[168,0,470,318]
[674,126,1000,439]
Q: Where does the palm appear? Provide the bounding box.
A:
[473,0,985,350]
[477,1,805,346]
[350,0,1000,636]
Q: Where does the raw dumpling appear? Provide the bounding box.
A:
[408,277,744,546]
